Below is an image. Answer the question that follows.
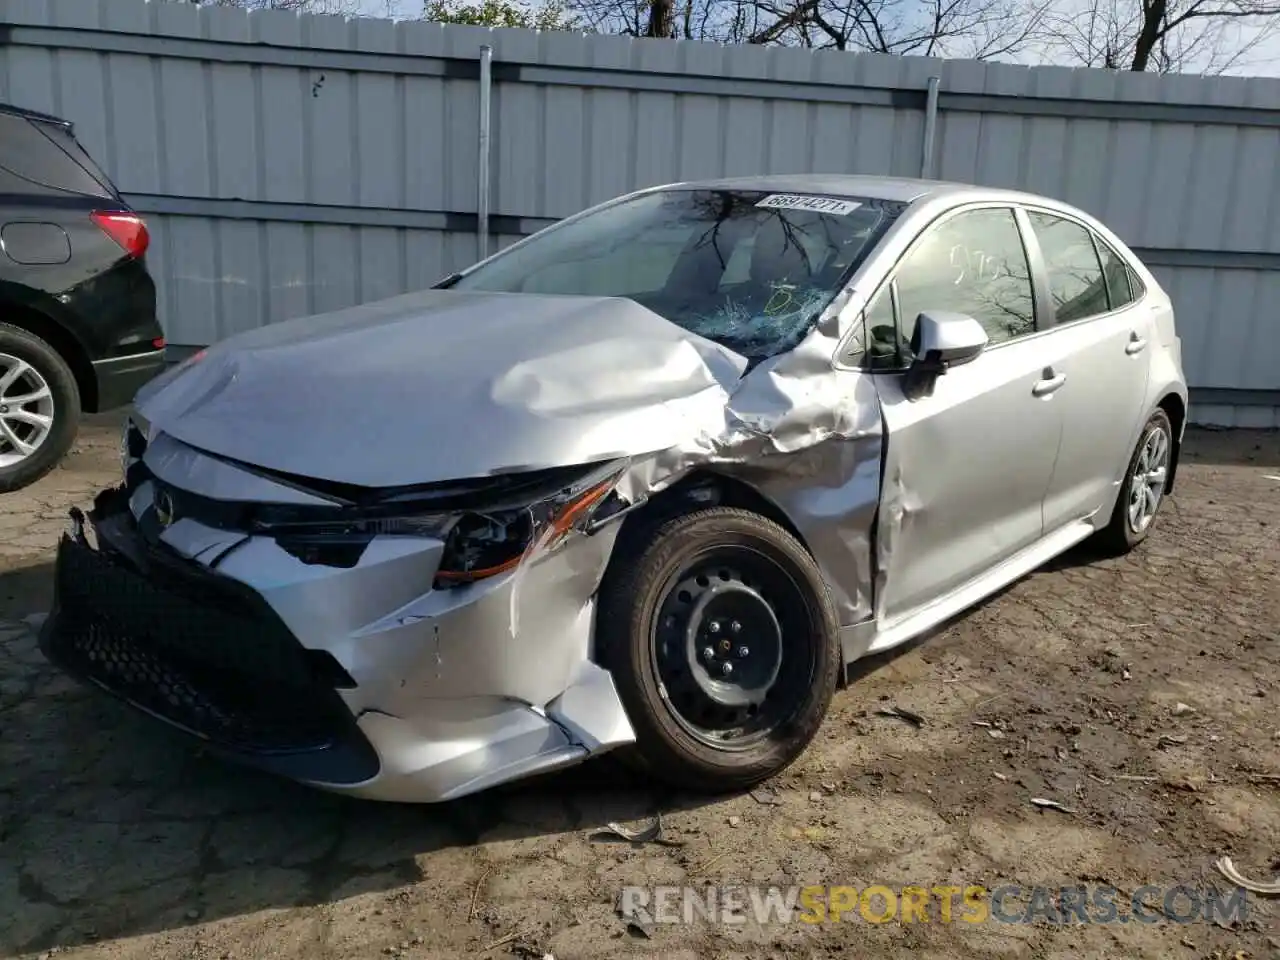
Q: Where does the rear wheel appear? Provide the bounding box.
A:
[1095,408,1173,555]
[597,507,841,793]
[0,321,80,494]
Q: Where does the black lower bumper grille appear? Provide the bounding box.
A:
[42,524,357,756]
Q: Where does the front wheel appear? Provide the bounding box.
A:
[1095,408,1173,555]
[597,507,841,794]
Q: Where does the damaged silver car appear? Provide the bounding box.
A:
[39,175,1187,803]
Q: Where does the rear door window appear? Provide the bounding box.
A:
[1027,211,1109,323]
[0,113,116,199]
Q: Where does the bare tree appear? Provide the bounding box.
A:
[571,0,1050,58]
[188,0,1280,73]
[1042,0,1280,72]
[646,0,677,34]
[749,0,1051,56]
[189,0,365,12]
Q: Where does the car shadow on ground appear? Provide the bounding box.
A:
[0,558,56,613]
[0,557,723,954]
[15,774,709,952]
[4,673,718,954]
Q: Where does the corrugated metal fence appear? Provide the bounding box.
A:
[2,0,1279,425]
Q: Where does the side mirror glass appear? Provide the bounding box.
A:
[903,311,989,401]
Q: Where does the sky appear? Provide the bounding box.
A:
[353,0,1280,78]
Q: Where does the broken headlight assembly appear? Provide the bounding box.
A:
[435,460,625,585]
[251,460,627,584]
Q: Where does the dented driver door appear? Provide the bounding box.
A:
[867,205,1065,626]
[873,341,1064,623]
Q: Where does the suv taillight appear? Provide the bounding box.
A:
[91,211,149,258]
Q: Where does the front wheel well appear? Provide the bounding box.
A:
[1157,392,1186,494]
[613,470,814,559]
[0,301,95,412]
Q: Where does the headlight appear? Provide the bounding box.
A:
[434,473,615,586]
[254,460,627,586]
[434,509,532,583]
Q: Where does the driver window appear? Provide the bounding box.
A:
[892,207,1036,346]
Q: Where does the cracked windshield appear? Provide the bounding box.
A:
[452,188,897,361]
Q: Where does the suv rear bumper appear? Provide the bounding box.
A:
[92,347,166,411]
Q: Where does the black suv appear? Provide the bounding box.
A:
[0,102,165,493]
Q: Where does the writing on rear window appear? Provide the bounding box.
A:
[756,194,862,216]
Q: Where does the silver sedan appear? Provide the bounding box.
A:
[38,175,1187,802]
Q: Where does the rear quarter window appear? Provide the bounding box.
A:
[0,113,116,199]
[1095,237,1144,309]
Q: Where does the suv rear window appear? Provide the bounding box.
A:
[0,113,116,199]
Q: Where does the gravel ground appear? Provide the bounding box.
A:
[1,413,1277,960]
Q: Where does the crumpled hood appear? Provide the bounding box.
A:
[137,290,748,488]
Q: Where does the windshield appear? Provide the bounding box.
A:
[452,188,901,361]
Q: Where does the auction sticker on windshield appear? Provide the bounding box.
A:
[756,194,863,215]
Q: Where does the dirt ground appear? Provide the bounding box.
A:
[1,413,1277,960]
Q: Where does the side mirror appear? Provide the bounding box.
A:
[903,311,989,401]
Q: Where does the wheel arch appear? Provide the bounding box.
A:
[599,469,848,688]
[0,294,96,412]
[1156,391,1186,494]
[612,469,815,559]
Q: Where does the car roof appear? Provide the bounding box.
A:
[669,173,1040,207]
[0,101,73,128]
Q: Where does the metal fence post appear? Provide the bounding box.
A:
[921,75,940,179]
[477,43,493,262]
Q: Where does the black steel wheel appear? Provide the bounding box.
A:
[598,506,841,793]
[651,549,817,748]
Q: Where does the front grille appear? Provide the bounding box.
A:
[43,531,357,755]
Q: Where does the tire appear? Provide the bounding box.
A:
[597,507,841,794]
[0,321,81,494]
[1094,408,1173,555]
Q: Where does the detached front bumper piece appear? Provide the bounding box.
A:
[38,492,632,802]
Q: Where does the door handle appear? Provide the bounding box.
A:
[1032,370,1067,397]
[1125,332,1148,355]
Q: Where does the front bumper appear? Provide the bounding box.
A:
[91,348,166,412]
[38,489,635,802]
